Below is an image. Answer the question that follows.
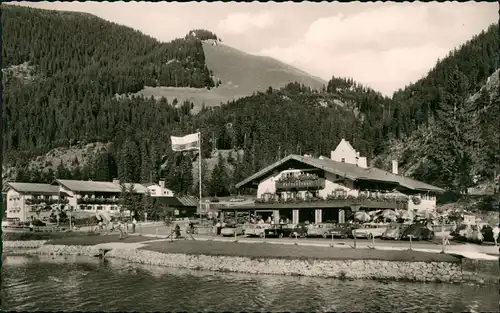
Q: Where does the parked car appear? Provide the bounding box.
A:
[221,224,244,237]
[263,224,286,238]
[479,224,497,243]
[264,224,306,238]
[401,224,435,241]
[353,223,388,239]
[381,223,408,240]
[289,223,308,238]
[244,224,270,237]
[307,223,336,238]
[328,223,355,239]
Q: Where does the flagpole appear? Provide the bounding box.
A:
[198,131,202,218]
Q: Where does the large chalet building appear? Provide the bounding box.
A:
[232,139,444,224]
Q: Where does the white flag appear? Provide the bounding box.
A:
[171,132,200,152]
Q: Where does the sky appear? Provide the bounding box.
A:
[16,1,498,96]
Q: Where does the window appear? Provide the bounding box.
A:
[97,206,103,210]
[341,158,346,163]
[150,189,156,195]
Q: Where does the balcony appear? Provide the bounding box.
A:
[26,198,69,205]
[254,193,408,210]
[276,176,325,191]
[78,198,119,205]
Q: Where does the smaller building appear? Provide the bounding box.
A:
[5,182,70,222]
[146,179,174,197]
[153,195,198,218]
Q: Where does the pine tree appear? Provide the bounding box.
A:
[208,152,229,197]
[93,152,112,181]
[119,139,141,182]
[426,68,472,192]
[56,160,72,179]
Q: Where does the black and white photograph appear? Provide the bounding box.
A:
[1,1,499,312]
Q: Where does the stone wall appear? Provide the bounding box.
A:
[5,242,497,285]
[105,248,464,283]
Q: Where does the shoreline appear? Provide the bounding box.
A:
[3,240,498,285]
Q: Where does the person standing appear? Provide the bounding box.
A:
[185,223,196,240]
[132,218,137,233]
[493,224,500,246]
[174,224,181,239]
[215,220,222,235]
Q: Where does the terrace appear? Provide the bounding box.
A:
[255,191,408,210]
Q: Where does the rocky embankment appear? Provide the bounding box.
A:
[3,240,47,249]
[4,242,497,285]
[105,248,464,283]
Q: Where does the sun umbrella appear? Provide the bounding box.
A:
[381,209,397,219]
[400,210,414,220]
[368,209,381,216]
[355,211,371,222]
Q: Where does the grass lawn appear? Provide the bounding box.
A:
[140,240,461,263]
[45,234,156,246]
[2,231,100,241]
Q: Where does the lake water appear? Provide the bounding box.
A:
[1,255,498,312]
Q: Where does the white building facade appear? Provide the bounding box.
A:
[235,139,443,224]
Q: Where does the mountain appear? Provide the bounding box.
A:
[2,4,498,200]
[136,41,326,112]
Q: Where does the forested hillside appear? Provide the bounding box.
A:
[2,5,499,199]
[374,23,499,193]
[2,4,214,156]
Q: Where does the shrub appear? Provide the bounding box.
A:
[32,220,46,227]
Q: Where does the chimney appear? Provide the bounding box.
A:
[358,157,367,168]
[392,160,399,175]
[113,178,120,185]
[159,179,165,188]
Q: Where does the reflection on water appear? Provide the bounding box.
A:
[1,255,498,312]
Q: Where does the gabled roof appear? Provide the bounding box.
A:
[235,154,444,193]
[55,179,147,194]
[467,183,497,196]
[122,183,149,194]
[56,179,120,193]
[7,182,60,195]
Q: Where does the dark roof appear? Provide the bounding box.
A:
[235,154,444,193]
[7,182,60,195]
[467,184,497,196]
[177,196,199,207]
[154,196,198,207]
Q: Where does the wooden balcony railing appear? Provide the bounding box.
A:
[276,178,326,190]
[77,198,119,205]
[26,198,69,205]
